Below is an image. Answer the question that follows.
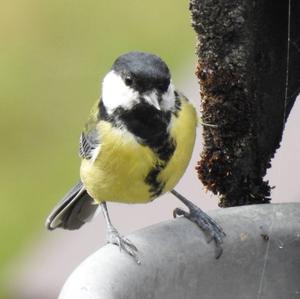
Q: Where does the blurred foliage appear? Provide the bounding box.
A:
[0,0,194,295]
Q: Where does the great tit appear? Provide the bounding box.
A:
[46,51,225,262]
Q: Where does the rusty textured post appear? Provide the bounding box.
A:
[190,0,300,207]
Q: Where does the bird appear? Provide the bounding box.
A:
[46,51,225,262]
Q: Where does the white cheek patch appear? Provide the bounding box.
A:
[102,71,139,114]
[160,82,176,111]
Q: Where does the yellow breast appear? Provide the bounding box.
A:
[80,98,197,204]
[160,100,197,192]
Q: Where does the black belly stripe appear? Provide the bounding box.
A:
[144,136,176,198]
[98,97,180,197]
[145,162,165,198]
[144,95,181,197]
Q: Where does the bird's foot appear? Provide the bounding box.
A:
[173,203,226,259]
[106,228,140,264]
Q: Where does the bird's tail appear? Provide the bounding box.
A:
[45,181,99,230]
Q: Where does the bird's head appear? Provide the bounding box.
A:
[101,51,176,114]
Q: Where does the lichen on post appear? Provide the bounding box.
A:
[189,0,300,207]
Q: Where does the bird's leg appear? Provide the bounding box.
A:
[100,202,140,264]
[171,189,226,258]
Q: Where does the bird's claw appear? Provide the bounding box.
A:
[173,206,226,259]
[107,229,140,264]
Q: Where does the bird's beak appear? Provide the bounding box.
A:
[143,92,161,111]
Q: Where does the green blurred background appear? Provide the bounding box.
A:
[0,0,195,296]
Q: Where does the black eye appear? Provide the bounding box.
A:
[157,80,170,92]
[124,76,133,86]
[158,83,166,91]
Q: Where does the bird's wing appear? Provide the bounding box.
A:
[79,130,100,159]
[79,99,101,160]
[45,181,100,230]
[46,101,103,230]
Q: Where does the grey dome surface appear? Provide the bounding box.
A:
[59,203,300,299]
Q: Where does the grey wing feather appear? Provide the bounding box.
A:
[47,101,101,229]
[79,129,100,160]
[45,181,99,230]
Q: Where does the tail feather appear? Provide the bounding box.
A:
[46,181,99,230]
